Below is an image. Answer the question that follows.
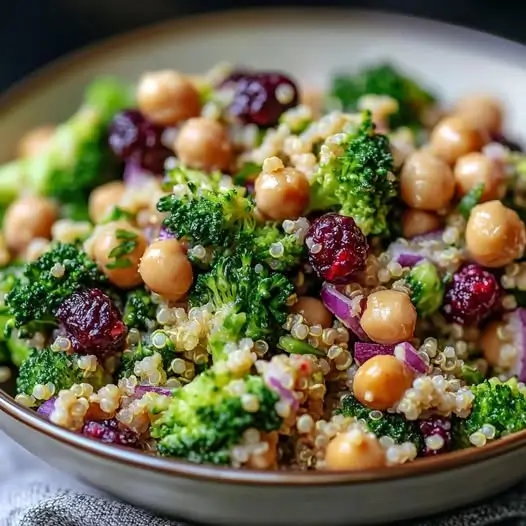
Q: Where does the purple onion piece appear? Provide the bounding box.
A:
[393,342,429,375]
[123,158,156,187]
[134,385,173,398]
[37,397,57,419]
[158,225,176,241]
[320,283,369,341]
[387,230,445,268]
[266,375,299,411]
[354,342,394,365]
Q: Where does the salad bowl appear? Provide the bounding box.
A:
[1,8,526,525]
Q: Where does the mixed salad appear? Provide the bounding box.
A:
[1,62,526,471]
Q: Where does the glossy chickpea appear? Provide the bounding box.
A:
[400,150,455,211]
[4,196,58,253]
[478,321,503,368]
[352,355,414,411]
[17,125,55,158]
[465,200,526,268]
[139,239,193,301]
[324,429,386,471]
[137,70,201,126]
[93,221,147,289]
[88,181,126,223]
[290,296,333,328]
[401,209,442,239]
[360,290,417,345]
[430,115,486,165]
[454,152,504,201]
[454,94,503,136]
[174,117,233,172]
[255,163,310,221]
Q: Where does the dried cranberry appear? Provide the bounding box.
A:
[56,288,126,355]
[108,109,171,174]
[418,417,452,456]
[225,71,299,127]
[442,264,501,326]
[82,419,139,448]
[305,213,368,284]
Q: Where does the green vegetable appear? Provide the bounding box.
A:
[458,183,485,219]
[106,229,139,270]
[460,363,485,386]
[5,243,108,336]
[405,261,444,317]
[0,78,134,207]
[151,367,282,464]
[118,337,176,380]
[189,250,294,361]
[308,111,396,235]
[123,288,158,332]
[16,347,109,399]
[338,395,423,450]
[162,164,227,193]
[277,335,324,357]
[233,162,261,186]
[453,378,526,448]
[330,63,436,130]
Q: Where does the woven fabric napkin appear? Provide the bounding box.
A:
[0,431,525,526]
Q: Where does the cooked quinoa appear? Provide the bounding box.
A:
[2,62,526,471]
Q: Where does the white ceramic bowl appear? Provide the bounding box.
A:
[1,8,526,525]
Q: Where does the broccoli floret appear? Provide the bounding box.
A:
[330,63,436,130]
[0,78,133,206]
[162,164,228,192]
[157,186,255,251]
[151,367,282,464]
[405,261,444,317]
[460,362,485,386]
[118,334,176,379]
[338,395,423,450]
[123,288,158,332]
[453,378,526,448]
[308,111,396,235]
[249,223,305,272]
[189,251,294,361]
[5,243,108,335]
[16,347,109,399]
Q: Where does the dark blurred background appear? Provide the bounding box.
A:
[2,0,526,92]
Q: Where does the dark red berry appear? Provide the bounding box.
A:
[305,213,368,284]
[418,417,452,456]
[108,109,172,174]
[56,288,126,355]
[225,71,299,127]
[82,419,140,448]
[442,264,501,325]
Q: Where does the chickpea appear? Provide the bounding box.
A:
[139,239,193,301]
[4,196,58,253]
[137,70,201,126]
[360,290,417,345]
[466,200,526,268]
[454,152,504,202]
[255,166,310,221]
[478,321,504,367]
[430,115,486,165]
[17,125,55,158]
[401,209,442,239]
[88,181,126,223]
[400,150,455,211]
[290,296,333,328]
[93,221,147,289]
[324,429,386,471]
[454,94,503,135]
[174,117,233,172]
[353,355,414,411]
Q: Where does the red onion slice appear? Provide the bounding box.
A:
[393,342,429,375]
[505,308,526,382]
[37,397,57,419]
[134,385,173,398]
[354,342,394,365]
[320,283,369,341]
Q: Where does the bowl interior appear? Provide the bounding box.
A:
[2,7,526,484]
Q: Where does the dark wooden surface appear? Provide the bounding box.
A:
[1,0,526,92]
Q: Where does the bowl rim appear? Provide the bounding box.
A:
[2,6,526,486]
